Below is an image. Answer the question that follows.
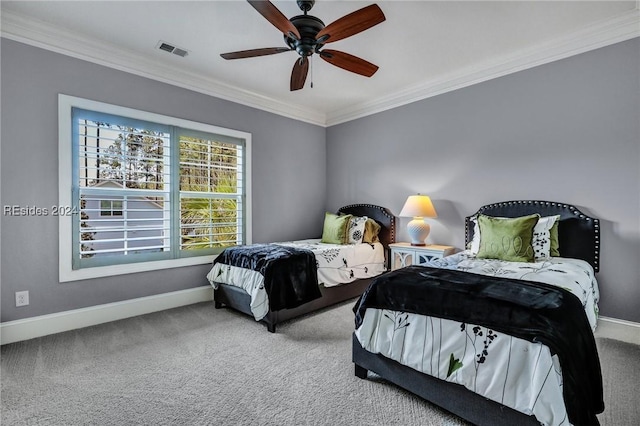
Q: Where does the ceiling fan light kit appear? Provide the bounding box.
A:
[220,0,385,91]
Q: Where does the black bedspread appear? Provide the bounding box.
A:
[214,244,321,311]
[354,266,604,426]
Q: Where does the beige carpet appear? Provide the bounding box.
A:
[2,301,638,425]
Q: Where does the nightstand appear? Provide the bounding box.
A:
[389,242,455,270]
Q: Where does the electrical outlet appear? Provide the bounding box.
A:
[15,291,29,307]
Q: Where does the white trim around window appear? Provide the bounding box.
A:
[58,94,252,282]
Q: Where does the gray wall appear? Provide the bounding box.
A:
[2,37,638,325]
[326,38,640,323]
[1,39,326,322]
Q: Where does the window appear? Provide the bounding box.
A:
[59,95,251,281]
[99,200,123,217]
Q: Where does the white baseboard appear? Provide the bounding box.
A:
[0,286,213,345]
[2,290,638,346]
[596,316,640,345]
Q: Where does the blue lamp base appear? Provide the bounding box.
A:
[407,217,431,246]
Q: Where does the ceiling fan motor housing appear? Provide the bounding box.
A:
[286,15,325,57]
[296,0,315,13]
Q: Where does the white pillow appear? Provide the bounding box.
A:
[468,214,560,260]
[347,216,368,244]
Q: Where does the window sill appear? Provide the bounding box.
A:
[59,255,217,282]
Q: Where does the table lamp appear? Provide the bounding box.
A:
[399,194,437,246]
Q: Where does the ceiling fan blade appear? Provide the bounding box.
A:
[319,50,378,77]
[315,4,385,44]
[221,47,291,60]
[290,57,309,91]
[247,0,301,40]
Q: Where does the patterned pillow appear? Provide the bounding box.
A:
[347,216,368,244]
[468,216,481,253]
[532,215,560,260]
[549,220,560,257]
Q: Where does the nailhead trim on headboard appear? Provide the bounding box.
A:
[337,203,397,271]
[465,200,600,272]
[338,203,396,245]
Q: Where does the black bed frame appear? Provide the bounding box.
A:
[213,204,396,333]
[353,200,600,426]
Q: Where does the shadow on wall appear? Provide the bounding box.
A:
[596,218,640,323]
[425,199,464,249]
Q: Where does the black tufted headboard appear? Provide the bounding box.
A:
[338,204,397,248]
[465,200,600,272]
[338,204,397,270]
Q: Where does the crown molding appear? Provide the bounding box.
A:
[2,7,639,128]
[0,10,327,127]
[326,8,640,126]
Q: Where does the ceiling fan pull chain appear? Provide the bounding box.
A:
[310,55,314,88]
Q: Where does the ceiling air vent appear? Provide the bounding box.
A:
[157,41,189,58]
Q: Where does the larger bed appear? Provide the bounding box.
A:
[352,200,603,426]
[208,204,396,332]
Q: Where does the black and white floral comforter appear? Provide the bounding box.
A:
[355,251,600,426]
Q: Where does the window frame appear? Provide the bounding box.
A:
[59,94,252,282]
[99,200,123,217]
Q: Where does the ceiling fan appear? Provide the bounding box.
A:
[220,0,385,91]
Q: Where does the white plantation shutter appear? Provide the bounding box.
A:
[71,107,247,271]
[178,130,244,254]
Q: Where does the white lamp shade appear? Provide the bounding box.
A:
[399,195,437,218]
[399,195,437,246]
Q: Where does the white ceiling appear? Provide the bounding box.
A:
[2,1,639,126]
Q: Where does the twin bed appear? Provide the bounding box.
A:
[208,204,396,332]
[353,200,602,426]
[207,200,603,426]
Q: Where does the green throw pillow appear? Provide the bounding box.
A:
[550,220,560,257]
[321,212,352,244]
[477,213,539,262]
